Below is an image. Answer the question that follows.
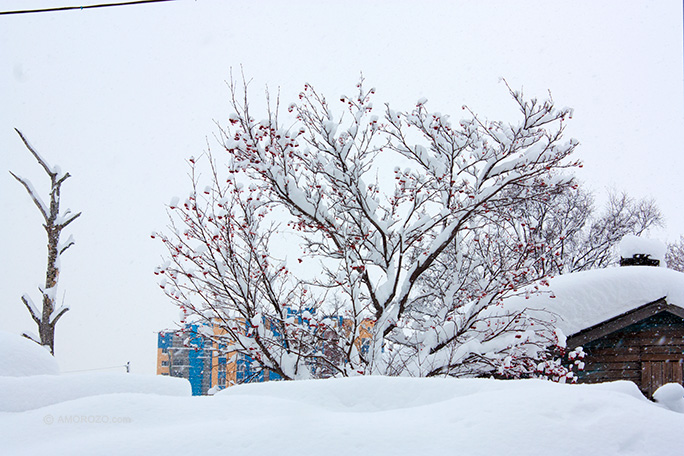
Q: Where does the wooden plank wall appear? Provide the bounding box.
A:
[641,360,684,397]
[575,312,684,397]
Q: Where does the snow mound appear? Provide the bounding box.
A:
[3,376,683,456]
[0,372,191,412]
[654,382,684,413]
[619,235,666,264]
[217,375,479,411]
[217,375,652,412]
[0,330,59,377]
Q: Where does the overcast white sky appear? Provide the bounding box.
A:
[1,1,682,374]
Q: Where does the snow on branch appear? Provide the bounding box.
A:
[11,129,79,355]
[20,295,41,324]
[8,171,49,221]
[159,77,581,381]
[49,304,70,325]
[14,128,64,180]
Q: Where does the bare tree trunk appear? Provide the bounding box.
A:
[10,129,81,355]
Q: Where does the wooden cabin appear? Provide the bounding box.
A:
[515,241,684,399]
[566,297,684,398]
[561,243,684,397]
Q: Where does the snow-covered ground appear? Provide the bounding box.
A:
[2,376,683,455]
[0,330,60,377]
[1,332,683,456]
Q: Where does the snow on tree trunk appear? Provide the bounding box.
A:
[10,129,80,355]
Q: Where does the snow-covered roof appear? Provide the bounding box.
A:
[619,235,666,263]
[509,266,684,336]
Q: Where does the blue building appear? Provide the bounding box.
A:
[157,312,372,394]
[157,323,213,395]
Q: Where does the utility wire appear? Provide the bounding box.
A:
[61,364,129,373]
[0,0,177,16]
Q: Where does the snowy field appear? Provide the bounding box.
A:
[2,332,683,456]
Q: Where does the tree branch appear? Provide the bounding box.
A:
[15,128,56,178]
[22,332,41,344]
[50,306,69,325]
[9,171,49,221]
[58,212,82,230]
[21,295,42,324]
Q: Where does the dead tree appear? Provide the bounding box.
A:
[10,129,81,355]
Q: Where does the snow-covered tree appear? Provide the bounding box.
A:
[566,190,662,271]
[10,129,81,355]
[155,156,348,381]
[665,236,684,272]
[157,77,581,381]
[464,187,664,280]
[411,186,661,377]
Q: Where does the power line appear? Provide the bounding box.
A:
[61,363,130,374]
[0,0,177,16]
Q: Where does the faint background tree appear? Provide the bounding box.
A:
[665,235,684,272]
[474,186,664,280]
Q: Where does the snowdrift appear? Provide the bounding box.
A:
[0,330,60,376]
[0,330,190,412]
[2,376,683,456]
[1,329,682,455]
[0,372,191,412]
